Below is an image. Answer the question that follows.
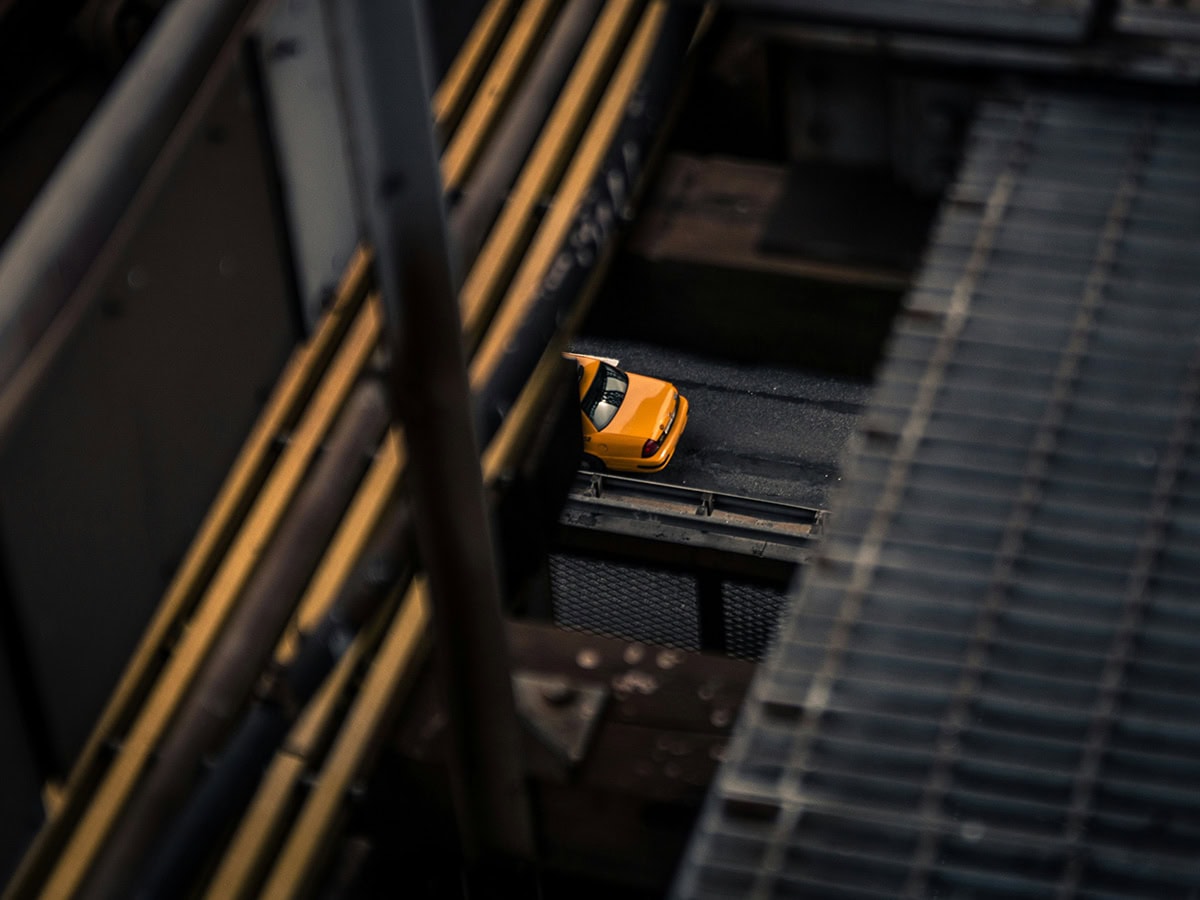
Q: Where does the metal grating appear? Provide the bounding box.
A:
[1116,0,1200,38]
[728,0,1096,41]
[723,582,789,662]
[549,554,701,650]
[674,93,1200,899]
[549,554,791,660]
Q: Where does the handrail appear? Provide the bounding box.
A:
[564,471,824,561]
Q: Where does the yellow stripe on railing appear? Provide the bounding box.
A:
[2,246,372,900]
[441,0,562,191]
[38,299,384,900]
[470,1,668,392]
[432,0,516,140]
[18,0,545,882]
[202,588,401,900]
[459,0,642,348]
[274,431,405,665]
[25,3,686,896]
[205,8,676,895]
[259,581,432,900]
[216,8,681,897]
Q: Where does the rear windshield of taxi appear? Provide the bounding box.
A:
[581,362,628,430]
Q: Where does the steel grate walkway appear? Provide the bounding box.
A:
[673,93,1200,899]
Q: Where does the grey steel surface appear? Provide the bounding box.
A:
[675,93,1200,898]
[0,0,254,443]
[253,0,359,329]
[721,581,788,661]
[749,19,1200,86]
[511,671,608,765]
[0,58,296,772]
[552,473,820,663]
[324,0,533,864]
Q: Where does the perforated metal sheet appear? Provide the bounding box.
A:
[723,582,789,662]
[727,0,1096,41]
[549,555,791,660]
[549,555,701,651]
[674,94,1200,899]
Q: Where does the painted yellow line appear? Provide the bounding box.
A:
[213,321,553,894]
[38,299,384,900]
[71,244,370,789]
[274,431,405,665]
[480,223,624,485]
[441,0,561,191]
[432,0,516,137]
[459,0,641,347]
[3,246,372,900]
[203,756,307,900]
[39,783,63,822]
[210,350,547,897]
[192,0,579,877]
[203,589,400,900]
[470,1,667,391]
[215,10,672,894]
[226,231,626,900]
[21,0,550,882]
[482,336,569,484]
[259,581,431,900]
[30,3,676,894]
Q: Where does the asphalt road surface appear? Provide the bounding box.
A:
[568,336,873,510]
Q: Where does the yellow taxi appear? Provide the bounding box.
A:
[571,354,689,472]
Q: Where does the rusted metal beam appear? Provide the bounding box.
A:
[381,621,753,895]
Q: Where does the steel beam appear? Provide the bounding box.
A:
[453,0,606,266]
[323,0,534,866]
[30,295,383,900]
[83,383,391,899]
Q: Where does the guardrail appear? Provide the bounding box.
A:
[562,471,825,565]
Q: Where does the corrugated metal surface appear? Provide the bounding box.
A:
[673,93,1200,899]
[735,0,1096,41]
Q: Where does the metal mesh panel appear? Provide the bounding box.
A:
[722,582,788,662]
[675,94,1200,899]
[741,0,1095,40]
[549,554,700,650]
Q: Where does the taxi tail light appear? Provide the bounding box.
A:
[642,439,660,458]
